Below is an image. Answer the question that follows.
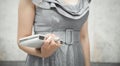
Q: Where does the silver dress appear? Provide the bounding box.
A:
[25,0,91,66]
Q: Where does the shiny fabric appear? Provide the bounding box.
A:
[25,0,91,66]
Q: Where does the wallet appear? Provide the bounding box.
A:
[19,34,61,48]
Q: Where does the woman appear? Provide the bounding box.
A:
[17,0,91,66]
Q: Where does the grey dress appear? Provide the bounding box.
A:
[25,0,91,66]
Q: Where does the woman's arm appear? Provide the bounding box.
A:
[80,19,90,66]
[17,0,61,58]
[17,0,42,57]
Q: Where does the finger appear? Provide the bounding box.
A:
[42,36,52,48]
[47,36,52,40]
[54,40,62,47]
[48,34,56,41]
[48,40,56,49]
[44,33,51,40]
[57,42,62,47]
[54,37,60,42]
[49,34,59,43]
[45,36,52,45]
[55,40,61,44]
[51,34,56,39]
[52,41,62,48]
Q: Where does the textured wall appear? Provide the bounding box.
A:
[0,0,120,63]
[89,0,120,63]
[0,0,27,61]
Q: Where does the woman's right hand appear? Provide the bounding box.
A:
[38,33,62,58]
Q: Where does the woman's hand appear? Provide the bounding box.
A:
[38,33,62,58]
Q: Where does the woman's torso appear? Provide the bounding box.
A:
[25,0,90,66]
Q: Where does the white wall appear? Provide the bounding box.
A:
[0,0,120,63]
[89,0,120,63]
[0,0,27,61]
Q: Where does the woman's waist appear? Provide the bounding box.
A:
[34,29,81,44]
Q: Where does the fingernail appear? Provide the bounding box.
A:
[47,36,52,40]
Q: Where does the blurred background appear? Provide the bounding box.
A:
[0,0,120,66]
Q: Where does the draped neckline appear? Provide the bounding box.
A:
[32,0,89,19]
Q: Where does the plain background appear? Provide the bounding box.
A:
[0,0,120,63]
